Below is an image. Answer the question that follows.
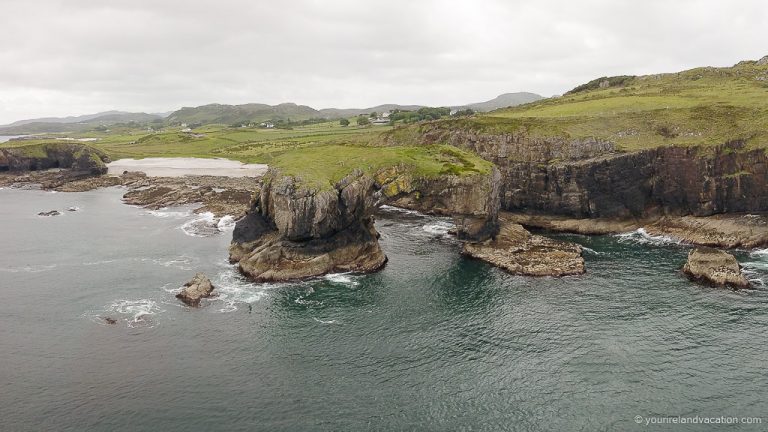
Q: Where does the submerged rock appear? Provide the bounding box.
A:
[176,273,215,306]
[462,219,585,277]
[38,210,61,217]
[682,247,750,289]
[103,317,117,325]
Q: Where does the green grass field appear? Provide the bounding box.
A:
[400,60,768,152]
[1,120,492,189]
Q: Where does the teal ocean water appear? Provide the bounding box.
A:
[1,187,767,431]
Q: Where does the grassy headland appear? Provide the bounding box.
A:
[387,58,768,152]
[1,120,492,190]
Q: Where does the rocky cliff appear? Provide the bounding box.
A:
[0,143,109,175]
[229,169,387,282]
[406,126,768,219]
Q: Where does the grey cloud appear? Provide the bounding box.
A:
[0,0,766,123]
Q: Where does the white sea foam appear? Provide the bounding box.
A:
[211,268,279,312]
[581,246,602,255]
[324,272,360,286]
[378,204,424,216]
[141,255,195,270]
[0,264,58,273]
[217,215,236,231]
[422,220,455,236]
[83,259,118,266]
[180,212,235,237]
[749,248,768,257]
[615,228,683,246]
[313,317,340,325]
[145,208,192,219]
[105,298,165,327]
[180,212,218,237]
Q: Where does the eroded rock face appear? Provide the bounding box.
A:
[461,219,585,277]
[374,166,500,241]
[682,247,750,289]
[230,169,387,282]
[409,126,768,219]
[176,273,215,306]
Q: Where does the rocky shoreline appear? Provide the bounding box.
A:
[0,168,259,219]
[506,212,768,249]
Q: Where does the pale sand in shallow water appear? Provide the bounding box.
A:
[107,157,268,177]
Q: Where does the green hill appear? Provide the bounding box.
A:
[399,56,768,152]
[166,103,323,126]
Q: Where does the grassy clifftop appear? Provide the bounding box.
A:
[391,57,768,152]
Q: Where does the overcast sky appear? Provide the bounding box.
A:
[0,0,766,124]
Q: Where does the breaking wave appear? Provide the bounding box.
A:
[324,272,360,286]
[614,228,684,246]
[211,267,279,312]
[422,220,455,236]
[180,212,236,237]
[85,298,165,328]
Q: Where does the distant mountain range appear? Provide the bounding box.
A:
[0,92,543,134]
[165,92,543,126]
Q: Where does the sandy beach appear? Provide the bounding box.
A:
[107,157,268,177]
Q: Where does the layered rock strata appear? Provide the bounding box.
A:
[408,127,768,220]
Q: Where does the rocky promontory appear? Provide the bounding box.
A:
[682,247,750,289]
[229,169,387,282]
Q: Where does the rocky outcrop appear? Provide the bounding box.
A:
[176,273,215,306]
[682,247,750,289]
[462,218,585,277]
[37,210,61,217]
[229,169,387,282]
[374,166,500,241]
[0,143,109,175]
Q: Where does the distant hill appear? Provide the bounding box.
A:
[166,103,322,126]
[4,111,161,127]
[166,103,429,126]
[455,92,544,112]
[318,104,425,119]
[0,111,163,134]
[166,94,543,126]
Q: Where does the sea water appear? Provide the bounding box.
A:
[1,188,767,431]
